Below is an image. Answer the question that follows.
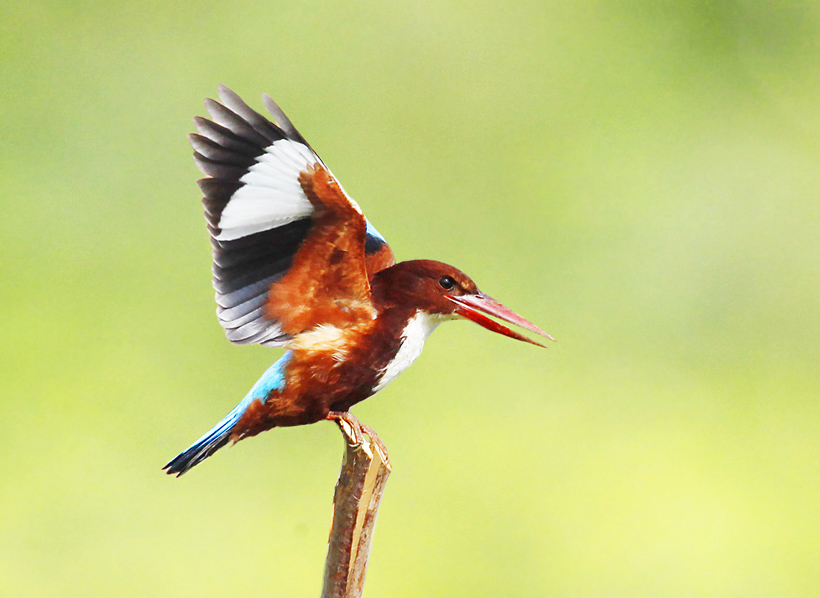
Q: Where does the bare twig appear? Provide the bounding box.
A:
[322,416,392,598]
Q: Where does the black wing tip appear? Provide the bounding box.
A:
[262,93,310,147]
[194,87,310,156]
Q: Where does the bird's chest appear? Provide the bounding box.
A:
[284,310,440,414]
[370,310,442,395]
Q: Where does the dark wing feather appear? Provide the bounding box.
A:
[190,86,393,346]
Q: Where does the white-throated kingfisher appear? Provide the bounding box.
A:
[164,86,553,476]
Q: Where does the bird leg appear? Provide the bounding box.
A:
[359,423,390,467]
[327,410,365,446]
[326,411,390,467]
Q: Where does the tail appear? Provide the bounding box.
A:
[163,401,250,476]
[164,351,293,477]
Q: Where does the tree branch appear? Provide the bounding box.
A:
[322,416,391,598]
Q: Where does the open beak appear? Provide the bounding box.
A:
[446,293,555,348]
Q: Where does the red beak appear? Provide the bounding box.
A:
[446,293,555,348]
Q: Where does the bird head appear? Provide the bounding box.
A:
[373,260,554,347]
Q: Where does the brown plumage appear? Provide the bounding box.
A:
[266,163,374,334]
[164,87,552,476]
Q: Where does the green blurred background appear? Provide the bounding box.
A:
[2,1,819,596]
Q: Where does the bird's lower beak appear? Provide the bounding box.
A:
[446,293,555,348]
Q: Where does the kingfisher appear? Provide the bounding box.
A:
[164,86,553,476]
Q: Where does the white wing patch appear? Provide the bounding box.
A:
[192,87,386,348]
[216,138,318,241]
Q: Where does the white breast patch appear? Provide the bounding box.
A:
[372,311,444,395]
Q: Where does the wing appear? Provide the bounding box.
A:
[266,162,374,334]
[190,85,395,346]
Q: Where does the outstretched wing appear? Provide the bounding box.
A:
[190,85,395,345]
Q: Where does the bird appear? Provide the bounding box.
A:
[164,85,553,476]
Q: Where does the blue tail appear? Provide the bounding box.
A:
[164,351,293,477]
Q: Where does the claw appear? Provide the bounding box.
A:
[361,424,391,468]
[326,411,391,468]
[327,411,365,447]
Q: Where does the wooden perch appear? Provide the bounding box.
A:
[322,415,392,598]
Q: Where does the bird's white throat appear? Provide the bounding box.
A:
[371,311,444,394]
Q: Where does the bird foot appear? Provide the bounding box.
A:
[326,411,390,467]
[327,411,365,445]
[360,423,390,466]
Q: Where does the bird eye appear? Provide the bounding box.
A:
[438,276,455,290]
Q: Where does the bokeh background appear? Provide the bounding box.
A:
[2,1,819,596]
